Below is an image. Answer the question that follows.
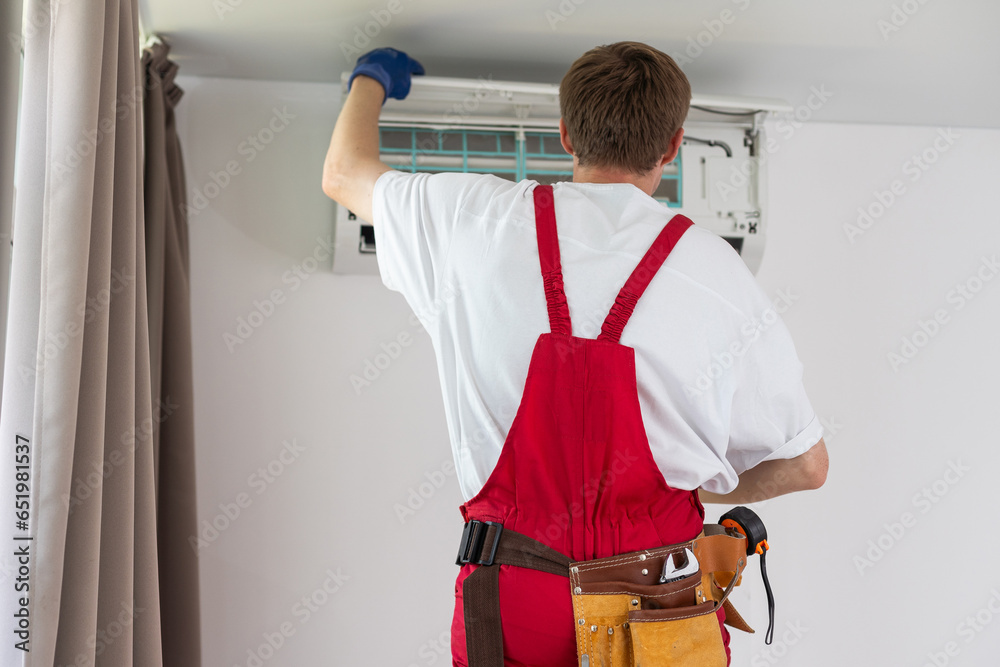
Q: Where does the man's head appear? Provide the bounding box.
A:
[559,41,690,187]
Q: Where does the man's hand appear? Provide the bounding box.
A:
[349,47,425,104]
[322,48,425,221]
[699,438,829,505]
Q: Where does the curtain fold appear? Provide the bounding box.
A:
[0,0,199,664]
[142,41,202,667]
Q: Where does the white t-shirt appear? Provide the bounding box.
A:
[372,170,823,501]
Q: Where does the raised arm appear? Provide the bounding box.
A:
[321,48,424,223]
[321,76,388,223]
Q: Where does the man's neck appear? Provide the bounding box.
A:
[571,165,658,196]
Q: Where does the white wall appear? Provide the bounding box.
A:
[176,74,1000,666]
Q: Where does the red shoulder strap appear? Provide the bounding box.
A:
[533,185,572,335]
[598,215,694,343]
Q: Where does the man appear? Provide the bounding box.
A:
[323,42,828,666]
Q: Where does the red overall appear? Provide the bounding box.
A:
[451,185,730,666]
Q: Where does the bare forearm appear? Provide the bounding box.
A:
[321,76,390,222]
[699,439,829,505]
[699,459,806,505]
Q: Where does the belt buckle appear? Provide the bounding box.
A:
[455,520,504,566]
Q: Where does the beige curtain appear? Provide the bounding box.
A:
[0,0,21,384]
[142,40,202,667]
[0,0,200,664]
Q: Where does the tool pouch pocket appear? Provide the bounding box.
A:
[628,600,727,666]
[569,530,748,667]
[570,571,702,666]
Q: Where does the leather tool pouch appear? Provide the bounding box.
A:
[568,526,750,667]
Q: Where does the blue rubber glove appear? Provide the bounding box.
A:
[348,48,425,104]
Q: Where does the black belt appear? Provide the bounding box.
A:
[456,520,571,666]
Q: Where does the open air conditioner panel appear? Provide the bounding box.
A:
[332,75,791,276]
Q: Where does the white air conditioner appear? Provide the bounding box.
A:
[332,74,792,275]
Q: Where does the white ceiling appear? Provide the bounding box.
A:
[140,0,1000,129]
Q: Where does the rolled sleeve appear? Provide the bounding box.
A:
[725,297,824,475]
[760,413,824,462]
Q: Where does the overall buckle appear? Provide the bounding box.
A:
[456,520,504,566]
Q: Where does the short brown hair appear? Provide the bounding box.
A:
[559,42,691,174]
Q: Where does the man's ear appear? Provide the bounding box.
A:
[661,127,684,166]
[559,118,575,155]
